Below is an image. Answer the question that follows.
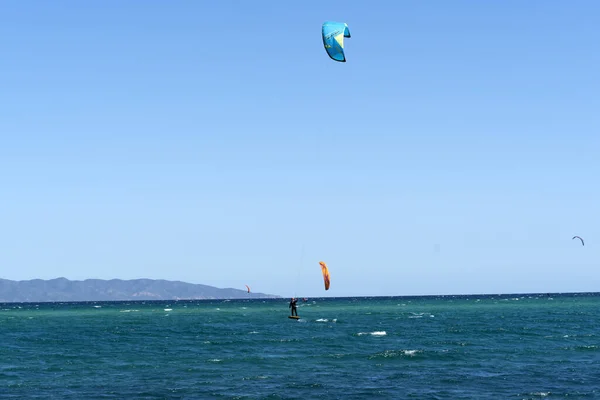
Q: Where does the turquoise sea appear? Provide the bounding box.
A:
[1,294,599,399]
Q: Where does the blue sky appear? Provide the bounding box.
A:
[1,1,599,297]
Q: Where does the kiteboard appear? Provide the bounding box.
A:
[288,316,300,320]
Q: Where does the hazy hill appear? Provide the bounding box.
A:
[0,278,280,302]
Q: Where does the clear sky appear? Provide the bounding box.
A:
[1,1,599,297]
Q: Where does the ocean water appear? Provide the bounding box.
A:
[1,294,599,399]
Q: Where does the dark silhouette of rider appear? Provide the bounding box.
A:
[289,297,298,316]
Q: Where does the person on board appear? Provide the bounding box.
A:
[289,297,298,316]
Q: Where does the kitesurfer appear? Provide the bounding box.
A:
[289,297,298,316]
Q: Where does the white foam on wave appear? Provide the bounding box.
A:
[371,349,420,359]
[93,305,102,308]
[120,309,139,313]
[208,359,222,363]
[315,318,337,323]
[243,375,269,380]
[249,331,259,334]
[358,331,387,336]
[164,308,173,311]
[409,312,435,319]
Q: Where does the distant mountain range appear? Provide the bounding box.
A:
[0,278,280,303]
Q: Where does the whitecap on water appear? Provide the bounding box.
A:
[358,331,387,336]
[369,349,420,359]
[409,312,434,319]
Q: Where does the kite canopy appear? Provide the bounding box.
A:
[319,261,330,290]
[572,236,584,246]
[245,285,251,293]
[322,21,351,62]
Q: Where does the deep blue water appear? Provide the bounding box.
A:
[1,293,599,399]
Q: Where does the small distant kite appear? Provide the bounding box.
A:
[245,285,251,293]
[572,236,584,246]
[322,21,351,62]
[319,261,330,290]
